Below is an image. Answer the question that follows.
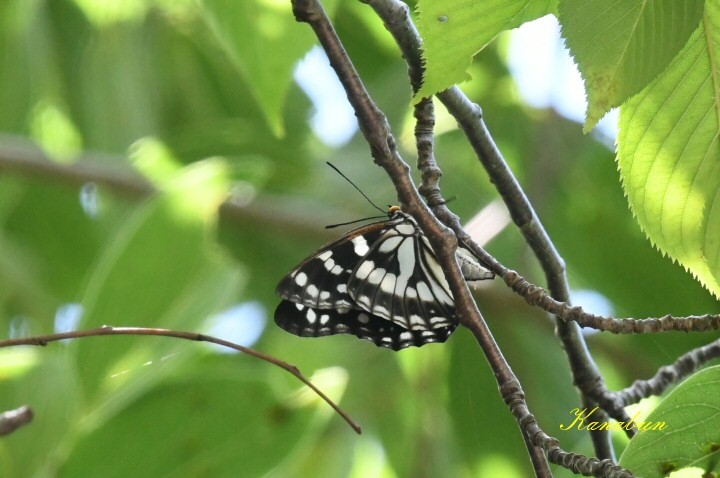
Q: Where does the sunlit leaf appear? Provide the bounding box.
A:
[201,0,337,137]
[560,0,704,131]
[415,0,555,100]
[617,5,720,298]
[620,366,720,478]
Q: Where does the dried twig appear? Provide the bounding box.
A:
[0,406,33,436]
[412,89,551,475]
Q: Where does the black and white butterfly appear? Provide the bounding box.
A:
[275,206,494,350]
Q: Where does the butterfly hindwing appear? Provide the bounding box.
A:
[274,300,457,350]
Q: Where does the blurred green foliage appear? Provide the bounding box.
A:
[0,1,717,477]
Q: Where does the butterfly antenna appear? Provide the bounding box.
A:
[326,162,386,214]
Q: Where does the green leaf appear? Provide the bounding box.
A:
[0,350,83,478]
[559,0,704,131]
[617,5,720,298]
[74,156,242,401]
[59,355,338,478]
[619,365,720,478]
[415,0,555,100]
[0,156,248,475]
[201,0,337,137]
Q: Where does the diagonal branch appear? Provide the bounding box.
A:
[614,338,720,406]
[484,256,720,333]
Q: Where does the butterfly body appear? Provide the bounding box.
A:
[275,207,492,350]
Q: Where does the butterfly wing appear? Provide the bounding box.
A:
[347,215,457,331]
[275,221,393,311]
[274,210,463,350]
[274,300,456,350]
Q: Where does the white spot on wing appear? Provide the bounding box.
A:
[337,283,347,293]
[396,223,414,235]
[323,257,336,271]
[397,238,415,282]
[416,282,434,302]
[378,236,402,252]
[317,250,332,261]
[306,308,317,323]
[367,267,386,285]
[393,315,409,327]
[306,285,319,298]
[380,273,397,294]
[425,255,453,298]
[355,261,374,280]
[331,265,344,275]
[294,272,308,286]
[356,295,371,308]
[430,316,450,326]
[352,236,369,256]
[372,305,389,318]
[358,313,370,324]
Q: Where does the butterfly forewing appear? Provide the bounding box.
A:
[275,221,393,311]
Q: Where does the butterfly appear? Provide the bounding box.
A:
[274,206,494,350]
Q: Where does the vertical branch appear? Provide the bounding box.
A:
[413,96,552,476]
[364,0,622,460]
[440,77,620,463]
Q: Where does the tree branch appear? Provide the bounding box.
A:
[492,263,720,333]
[0,135,154,197]
[362,0,618,461]
[614,338,720,406]
[413,96,551,476]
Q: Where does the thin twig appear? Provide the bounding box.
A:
[0,136,335,240]
[0,136,154,197]
[494,263,720,333]
[0,406,33,436]
[439,70,621,457]
[614,338,720,406]
[0,326,361,434]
